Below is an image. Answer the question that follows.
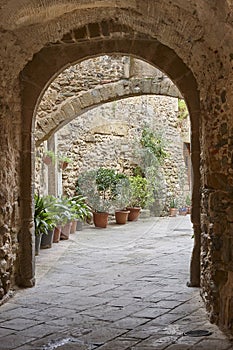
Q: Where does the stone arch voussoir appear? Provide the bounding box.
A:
[36,77,182,145]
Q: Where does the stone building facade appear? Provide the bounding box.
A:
[0,0,233,332]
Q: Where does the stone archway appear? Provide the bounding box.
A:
[1,0,233,332]
[35,57,189,213]
[35,76,182,145]
[20,28,201,295]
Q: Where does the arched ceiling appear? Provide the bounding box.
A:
[1,0,233,89]
[0,0,231,31]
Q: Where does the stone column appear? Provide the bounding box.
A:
[47,134,58,196]
[200,79,233,329]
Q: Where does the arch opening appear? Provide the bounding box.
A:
[19,28,200,298]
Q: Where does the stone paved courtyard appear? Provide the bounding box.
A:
[0,215,232,349]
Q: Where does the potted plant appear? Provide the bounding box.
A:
[58,154,72,170]
[185,194,192,214]
[42,150,56,166]
[179,206,188,216]
[169,197,178,217]
[68,195,92,232]
[126,175,150,221]
[114,177,131,224]
[58,197,73,239]
[34,193,56,254]
[43,195,64,243]
[76,168,122,228]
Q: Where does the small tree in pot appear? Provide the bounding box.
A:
[76,168,126,228]
[114,177,131,224]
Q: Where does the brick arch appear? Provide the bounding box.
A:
[20,28,200,289]
[36,77,182,145]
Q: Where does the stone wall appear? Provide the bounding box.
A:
[0,83,21,303]
[35,56,180,145]
[1,0,233,331]
[56,94,190,214]
[37,55,129,119]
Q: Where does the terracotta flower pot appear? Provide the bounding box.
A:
[115,210,130,224]
[42,155,52,165]
[53,226,61,243]
[186,206,191,214]
[93,212,109,228]
[60,161,69,170]
[60,222,72,240]
[169,208,178,217]
[70,220,77,233]
[126,207,141,221]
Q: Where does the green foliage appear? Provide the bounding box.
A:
[114,177,131,209]
[128,176,150,208]
[58,153,72,163]
[96,167,121,200]
[57,197,74,224]
[140,126,167,164]
[68,195,92,221]
[44,195,73,225]
[43,151,72,166]
[34,194,56,236]
[170,197,178,208]
[132,166,144,177]
[178,99,189,121]
[44,150,56,164]
[77,168,128,212]
[185,194,191,206]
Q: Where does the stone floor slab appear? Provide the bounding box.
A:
[0,216,232,349]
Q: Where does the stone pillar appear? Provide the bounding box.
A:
[200,79,233,329]
[17,126,35,288]
[47,134,58,196]
[188,122,201,287]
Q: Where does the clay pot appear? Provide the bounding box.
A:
[186,206,191,214]
[126,207,141,221]
[60,161,69,170]
[42,155,52,165]
[169,208,178,217]
[60,222,72,240]
[53,226,61,243]
[70,220,77,233]
[93,212,109,228]
[115,210,130,224]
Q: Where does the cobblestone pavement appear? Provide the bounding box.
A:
[0,216,233,350]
